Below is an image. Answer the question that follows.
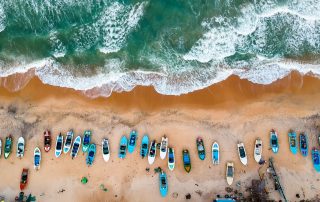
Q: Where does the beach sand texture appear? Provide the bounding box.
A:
[0,71,320,201]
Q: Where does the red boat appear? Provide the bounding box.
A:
[44,130,51,152]
[20,168,28,190]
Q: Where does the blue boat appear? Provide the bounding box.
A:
[128,130,137,154]
[140,135,149,158]
[270,129,279,153]
[86,144,96,166]
[159,171,168,197]
[288,130,297,155]
[82,130,92,153]
[118,135,128,159]
[183,150,191,173]
[312,148,320,172]
[300,133,308,157]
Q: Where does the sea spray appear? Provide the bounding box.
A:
[0,0,319,97]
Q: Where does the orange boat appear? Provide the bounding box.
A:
[44,130,51,152]
[20,168,28,190]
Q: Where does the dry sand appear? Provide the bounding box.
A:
[0,71,320,201]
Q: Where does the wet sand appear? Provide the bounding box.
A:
[0,71,320,201]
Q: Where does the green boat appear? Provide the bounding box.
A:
[183,149,191,173]
[4,135,13,159]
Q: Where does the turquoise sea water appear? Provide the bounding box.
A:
[0,0,319,97]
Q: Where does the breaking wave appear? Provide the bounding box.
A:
[0,0,320,98]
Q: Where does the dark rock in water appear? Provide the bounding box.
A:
[296,194,300,198]
[172,192,178,198]
[185,193,191,199]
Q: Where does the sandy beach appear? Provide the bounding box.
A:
[0,71,320,201]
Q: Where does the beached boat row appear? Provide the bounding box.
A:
[2,128,320,197]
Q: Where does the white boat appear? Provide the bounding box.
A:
[63,130,73,154]
[212,142,219,165]
[34,147,41,170]
[148,140,157,165]
[226,162,234,185]
[254,138,262,163]
[55,133,64,158]
[168,148,175,171]
[102,138,110,162]
[160,136,168,160]
[237,142,248,165]
[71,135,81,159]
[16,137,25,158]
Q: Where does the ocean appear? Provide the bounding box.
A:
[0,0,320,97]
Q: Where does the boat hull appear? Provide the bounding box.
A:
[140,135,149,158]
[212,142,219,165]
[160,137,168,160]
[128,131,137,154]
[34,147,41,170]
[159,172,168,197]
[102,139,110,162]
[118,136,128,159]
[16,137,25,158]
[71,136,81,159]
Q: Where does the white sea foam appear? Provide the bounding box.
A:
[0,3,5,32]
[184,0,320,63]
[0,56,319,97]
[98,2,146,54]
[49,32,67,58]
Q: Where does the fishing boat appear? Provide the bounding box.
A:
[63,130,74,154]
[102,138,110,162]
[34,147,41,170]
[4,135,12,159]
[300,133,308,157]
[160,136,168,160]
[71,135,81,159]
[168,148,175,171]
[118,135,128,159]
[20,168,28,190]
[311,148,320,172]
[196,137,205,160]
[159,171,168,197]
[288,130,297,155]
[148,140,157,164]
[82,130,92,153]
[237,142,247,165]
[270,129,279,153]
[0,138,2,157]
[254,138,262,163]
[16,137,25,158]
[128,130,137,154]
[183,149,191,173]
[55,133,64,158]
[86,144,96,166]
[140,135,149,158]
[44,130,51,152]
[226,162,234,185]
[212,142,219,165]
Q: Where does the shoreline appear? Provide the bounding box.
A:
[1,71,320,110]
[0,71,319,201]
